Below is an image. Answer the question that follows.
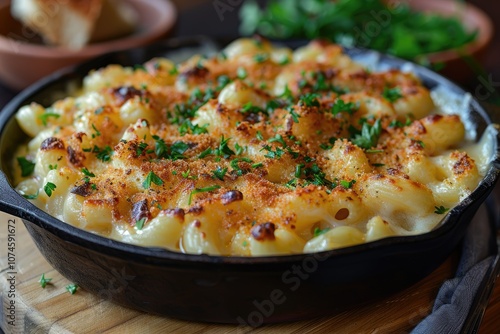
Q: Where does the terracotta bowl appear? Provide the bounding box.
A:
[0,0,177,90]
[408,0,493,83]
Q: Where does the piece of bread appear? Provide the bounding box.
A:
[11,0,137,49]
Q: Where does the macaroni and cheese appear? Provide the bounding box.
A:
[12,38,488,256]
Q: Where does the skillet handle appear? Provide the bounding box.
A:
[0,170,35,220]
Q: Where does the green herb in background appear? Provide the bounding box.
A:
[240,0,477,62]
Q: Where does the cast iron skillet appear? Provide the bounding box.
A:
[0,36,499,325]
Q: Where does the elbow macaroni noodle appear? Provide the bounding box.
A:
[13,38,488,256]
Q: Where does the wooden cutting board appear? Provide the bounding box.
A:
[0,211,468,333]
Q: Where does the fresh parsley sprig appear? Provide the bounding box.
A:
[17,157,36,177]
[188,185,221,205]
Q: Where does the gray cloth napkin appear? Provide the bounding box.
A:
[412,187,500,334]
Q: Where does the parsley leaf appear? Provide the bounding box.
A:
[253,54,268,63]
[268,134,287,147]
[66,284,79,295]
[261,145,285,159]
[331,99,358,115]
[382,87,403,102]
[44,182,57,197]
[17,157,36,177]
[188,185,221,205]
[287,106,301,123]
[95,146,113,162]
[230,157,253,176]
[340,180,356,189]
[351,119,382,149]
[143,171,163,189]
[237,67,248,79]
[434,206,450,214]
[135,217,146,230]
[23,191,39,200]
[212,166,228,180]
[299,93,320,107]
[91,124,101,138]
[313,227,331,237]
[81,168,95,178]
[39,273,52,288]
[38,111,60,126]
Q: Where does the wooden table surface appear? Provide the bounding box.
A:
[1,0,500,333]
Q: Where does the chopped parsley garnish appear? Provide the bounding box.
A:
[280,85,294,103]
[95,107,104,115]
[152,135,189,160]
[340,180,356,189]
[241,102,265,115]
[331,99,358,116]
[198,147,213,159]
[44,182,56,197]
[256,131,264,141]
[261,145,285,159]
[319,143,333,150]
[66,284,79,295]
[413,139,426,148]
[265,99,281,113]
[268,134,287,147]
[313,227,331,237]
[152,135,168,158]
[253,54,268,63]
[135,218,146,230]
[212,166,228,180]
[179,119,209,136]
[49,164,58,170]
[235,143,245,155]
[252,162,263,168]
[216,136,236,158]
[372,163,385,167]
[382,87,403,102]
[237,67,248,79]
[168,88,213,135]
[278,56,290,65]
[188,185,221,205]
[39,273,52,288]
[168,65,178,75]
[23,191,39,200]
[299,93,320,107]
[81,168,95,177]
[136,142,148,156]
[216,75,231,90]
[95,146,113,162]
[230,157,253,175]
[91,124,101,138]
[351,119,382,149]
[287,107,300,123]
[38,111,60,126]
[389,116,412,128]
[434,206,450,214]
[17,157,36,177]
[181,169,197,179]
[295,164,305,178]
[198,136,235,159]
[143,171,163,189]
[306,165,333,187]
